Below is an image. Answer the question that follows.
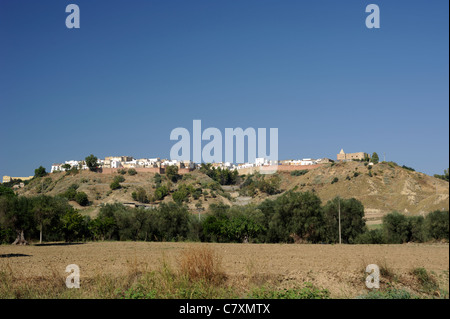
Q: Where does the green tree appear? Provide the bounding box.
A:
[264,191,324,243]
[408,215,426,242]
[156,203,190,241]
[323,197,366,244]
[172,186,190,204]
[0,196,34,244]
[434,169,449,182]
[382,211,410,244]
[154,185,169,201]
[85,154,99,172]
[226,206,265,243]
[32,195,54,243]
[110,180,121,190]
[89,215,116,241]
[61,185,78,201]
[354,229,385,244]
[199,164,239,185]
[165,165,181,183]
[371,152,379,164]
[0,185,15,198]
[34,166,47,178]
[60,209,88,242]
[132,187,149,203]
[257,174,281,195]
[114,175,125,183]
[425,210,449,240]
[153,173,162,188]
[201,203,230,242]
[75,191,89,206]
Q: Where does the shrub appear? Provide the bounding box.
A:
[355,229,385,244]
[114,175,125,183]
[402,165,415,172]
[357,287,416,299]
[172,188,190,204]
[290,170,309,177]
[154,185,169,201]
[412,267,439,294]
[128,169,137,176]
[61,186,78,201]
[331,177,339,184]
[75,192,89,206]
[0,185,15,197]
[131,187,149,203]
[153,173,162,187]
[257,174,281,195]
[110,181,121,190]
[433,169,449,182]
[249,283,330,299]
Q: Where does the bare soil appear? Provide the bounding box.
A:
[0,242,448,298]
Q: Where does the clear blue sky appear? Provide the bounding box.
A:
[0,0,448,178]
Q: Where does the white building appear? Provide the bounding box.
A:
[51,164,63,173]
[162,159,178,166]
[111,160,121,169]
[255,157,268,166]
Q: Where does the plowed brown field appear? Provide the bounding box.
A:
[0,242,448,298]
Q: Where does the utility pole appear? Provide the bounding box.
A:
[338,196,342,244]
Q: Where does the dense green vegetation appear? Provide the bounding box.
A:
[354,210,449,244]
[434,168,449,182]
[239,173,281,196]
[199,163,239,185]
[1,178,447,244]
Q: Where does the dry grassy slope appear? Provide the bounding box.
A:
[16,162,449,224]
[275,161,449,224]
[16,170,234,217]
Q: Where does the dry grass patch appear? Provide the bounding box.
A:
[178,245,226,285]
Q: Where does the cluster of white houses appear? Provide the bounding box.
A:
[50,156,336,173]
[2,150,368,183]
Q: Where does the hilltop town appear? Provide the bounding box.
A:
[48,150,366,175]
[3,148,448,225]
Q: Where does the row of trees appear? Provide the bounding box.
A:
[202,192,367,243]
[1,184,448,244]
[357,210,449,244]
[68,192,450,244]
[199,163,239,185]
[0,193,89,244]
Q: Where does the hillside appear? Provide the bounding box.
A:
[15,161,449,224]
[275,161,449,225]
